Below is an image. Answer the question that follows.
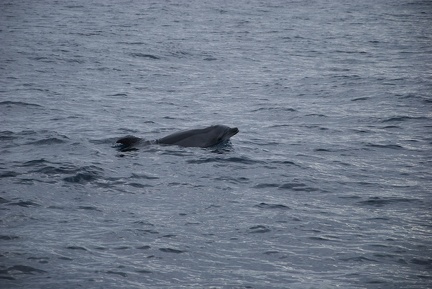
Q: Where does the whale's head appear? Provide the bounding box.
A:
[210,125,239,145]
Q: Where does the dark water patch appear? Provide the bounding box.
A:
[133,220,155,226]
[340,256,378,263]
[136,245,151,250]
[0,275,15,280]
[205,204,221,210]
[66,246,88,251]
[159,248,186,254]
[114,246,130,250]
[0,171,19,178]
[21,159,47,167]
[357,197,416,207]
[63,173,99,184]
[305,113,327,118]
[0,235,19,240]
[35,164,79,175]
[78,206,101,212]
[381,125,402,129]
[272,160,301,167]
[373,253,396,259]
[185,222,201,226]
[110,93,128,97]
[410,258,432,268]
[27,257,49,264]
[131,173,159,180]
[0,131,16,141]
[117,41,146,45]
[254,202,290,210]
[248,225,271,233]
[106,270,127,277]
[365,143,404,150]
[351,128,373,134]
[130,53,160,59]
[137,229,159,235]
[253,183,279,189]
[8,200,40,207]
[3,265,47,274]
[264,251,280,255]
[57,256,73,261]
[136,269,152,274]
[0,197,10,204]
[381,116,430,123]
[187,156,260,165]
[214,176,250,184]
[203,56,217,61]
[0,101,42,108]
[95,246,107,251]
[351,97,369,101]
[127,182,152,188]
[251,107,297,113]
[28,137,68,145]
[279,182,318,192]
[309,236,334,242]
[63,166,103,184]
[314,148,332,152]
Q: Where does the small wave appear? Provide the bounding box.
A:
[214,176,250,184]
[21,159,47,167]
[28,137,68,145]
[0,235,19,240]
[248,225,271,233]
[159,248,186,254]
[136,245,151,250]
[63,172,99,184]
[0,171,20,178]
[251,107,297,112]
[351,97,370,101]
[0,197,9,204]
[66,246,87,251]
[131,173,159,180]
[130,53,160,59]
[187,156,260,165]
[36,164,77,175]
[203,56,217,61]
[78,206,101,211]
[279,182,319,192]
[305,113,327,117]
[253,183,279,189]
[381,116,429,123]
[0,131,16,141]
[272,160,301,167]
[8,200,40,207]
[357,197,417,207]
[254,202,290,210]
[309,236,330,241]
[0,101,42,107]
[135,269,152,274]
[410,258,432,268]
[365,143,404,150]
[62,165,104,184]
[1,265,47,275]
[106,270,127,277]
[340,256,378,262]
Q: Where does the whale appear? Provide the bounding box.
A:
[116,125,239,150]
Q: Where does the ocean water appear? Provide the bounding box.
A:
[1,0,431,288]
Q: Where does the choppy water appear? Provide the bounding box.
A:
[1,0,432,288]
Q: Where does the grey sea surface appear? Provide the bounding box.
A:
[1,0,431,288]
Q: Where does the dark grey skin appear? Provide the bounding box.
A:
[116,125,239,150]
